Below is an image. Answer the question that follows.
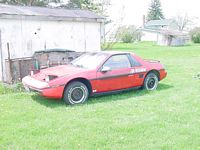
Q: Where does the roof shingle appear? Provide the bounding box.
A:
[0,4,104,21]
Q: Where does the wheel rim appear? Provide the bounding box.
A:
[71,88,84,101]
[146,76,158,90]
[147,78,156,89]
[68,86,86,104]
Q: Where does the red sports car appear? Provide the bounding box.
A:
[22,51,167,105]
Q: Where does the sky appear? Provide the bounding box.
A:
[108,0,200,27]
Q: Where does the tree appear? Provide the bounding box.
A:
[174,14,194,31]
[65,0,111,50]
[117,25,140,43]
[101,5,125,50]
[66,0,82,8]
[66,0,97,10]
[0,0,61,6]
[147,0,164,21]
[95,0,110,15]
[190,27,200,43]
[64,0,110,17]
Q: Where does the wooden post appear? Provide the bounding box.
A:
[7,43,12,83]
[18,60,22,81]
[0,30,4,81]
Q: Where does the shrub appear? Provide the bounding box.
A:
[0,82,24,95]
[117,25,140,43]
[121,32,135,43]
[190,27,200,43]
[0,83,14,94]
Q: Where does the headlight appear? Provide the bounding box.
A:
[30,71,34,76]
[45,75,58,82]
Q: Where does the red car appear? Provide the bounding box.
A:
[22,51,167,105]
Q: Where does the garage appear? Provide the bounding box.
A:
[0,4,104,82]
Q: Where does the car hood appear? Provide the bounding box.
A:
[33,65,86,80]
[41,65,86,76]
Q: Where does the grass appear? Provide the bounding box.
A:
[1,42,200,149]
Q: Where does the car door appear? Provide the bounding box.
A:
[95,54,135,92]
[128,54,147,87]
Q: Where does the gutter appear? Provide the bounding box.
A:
[0,14,105,23]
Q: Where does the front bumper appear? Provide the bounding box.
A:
[22,76,64,99]
[23,84,42,94]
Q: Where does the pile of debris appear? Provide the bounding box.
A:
[33,49,83,69]
[5,49,83,83]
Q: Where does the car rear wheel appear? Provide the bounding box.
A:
[144,73,159,91]
[63,81,89,105]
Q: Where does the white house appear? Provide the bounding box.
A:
[140,19,189,46]
[0,4,104,81]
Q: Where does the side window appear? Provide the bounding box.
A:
[129,55,142,67]
[103,55,131,70]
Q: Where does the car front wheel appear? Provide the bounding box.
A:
[63,81,89,105]
[144,73,159,91]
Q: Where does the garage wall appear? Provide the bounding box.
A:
[157,33,168,46]
[0,19,101,57]
[141,31,158,42]
[0,18,102,81]
[0,30,2,81]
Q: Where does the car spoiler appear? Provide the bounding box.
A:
[144,59,160,63]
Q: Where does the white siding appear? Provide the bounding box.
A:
[0,18,102,81]
[157,33,168,46]
[0,56,2,80]
[0,59,2,81]
[85,22,101,51]
[141,31,158,42]
[0,30,2,81]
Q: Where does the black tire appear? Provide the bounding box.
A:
[63,81,89,105]
[143,73,159,91]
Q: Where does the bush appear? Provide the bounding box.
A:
[190,27,200,43]
[121,32,135,43]
[0,83,14,95]
[0,82,24,95]
[117,25,140,43]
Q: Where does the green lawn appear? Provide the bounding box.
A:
[1,42,200,149]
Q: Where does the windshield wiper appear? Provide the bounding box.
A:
[76,64,85,68]
[72,64,85,68]
[70,62,86,68]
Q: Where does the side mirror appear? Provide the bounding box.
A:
[101,66,111,73]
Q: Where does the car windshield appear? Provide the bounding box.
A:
[71,53,108,69]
